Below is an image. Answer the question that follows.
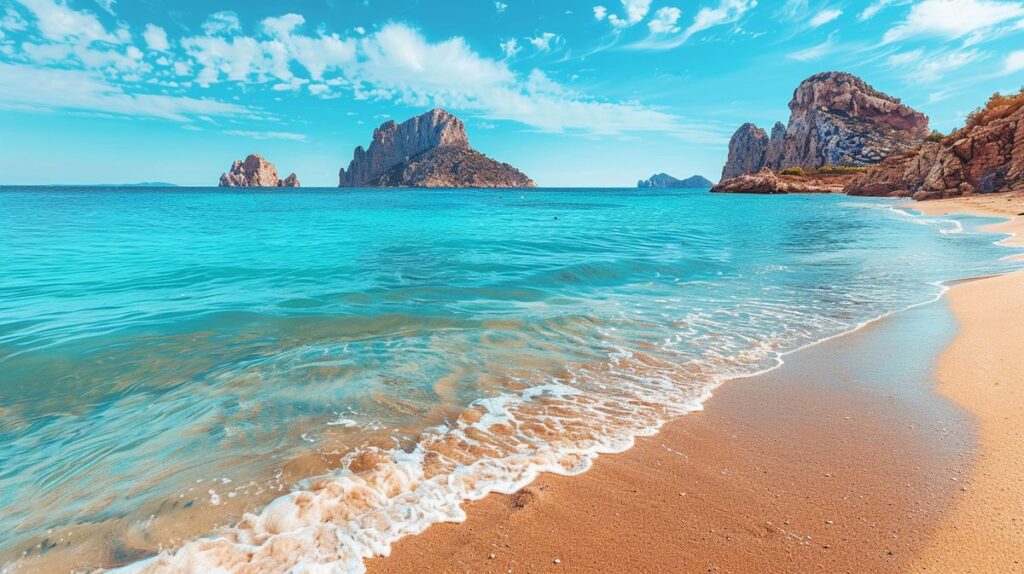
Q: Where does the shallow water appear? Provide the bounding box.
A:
[0,187,1019,572]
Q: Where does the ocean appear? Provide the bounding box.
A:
[0,187,1020,572]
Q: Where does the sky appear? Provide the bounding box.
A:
[1,0,1023,187]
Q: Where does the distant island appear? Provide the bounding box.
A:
[339,109,535,188]
[637,173,713,189]
[219,154,300,188]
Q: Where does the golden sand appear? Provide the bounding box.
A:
[909,195,1024,573]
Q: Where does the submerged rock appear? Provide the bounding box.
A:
[721,72,929,180]
[339,109,534,188]
[637,173,714,188]
[218,154,300,188]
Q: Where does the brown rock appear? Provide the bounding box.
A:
[711,168,855,195]
[722,123,769,180]
[720,72,929,179]
[847,90,1024,200]
[218,154,300,188]
[339,108,534,188]
[281,173,300,187]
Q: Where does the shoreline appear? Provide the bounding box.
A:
[905,195,1024,572]
[368,195,1024,573]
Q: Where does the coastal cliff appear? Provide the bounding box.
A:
[219,154,300,188]
[711,168,857,194]
[637,173,713,188]
[721,72,929,180]
[847,90,1024,200]
[338,109,535,188]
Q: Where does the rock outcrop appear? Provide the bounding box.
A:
[711,168,856,195]
[721,72,929,180]
[847,90,1024,200]
[219,154,300,188]
[722,124,770,179]
[637,173,714,188]
[339,109,534,188]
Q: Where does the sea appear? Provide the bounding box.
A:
[0,186,1020,573]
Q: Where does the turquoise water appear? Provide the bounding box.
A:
[0,187,1020,572]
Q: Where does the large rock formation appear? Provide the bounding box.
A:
[711,168,856,195]
[722,124,770,179]
[721,72,929,180]
[338,109,534,188]
[637,173,714,188]
[847,90,1024,200]
[219,154,300,188]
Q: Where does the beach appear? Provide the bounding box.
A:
[369,194,1024,573]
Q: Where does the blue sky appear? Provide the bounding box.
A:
[1,0,1023,187]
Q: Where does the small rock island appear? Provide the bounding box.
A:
[338,109,535,188]
[219,154,300,188]
[637,173,713,188]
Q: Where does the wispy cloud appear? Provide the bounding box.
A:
[858,0,900,21]
[0,62,249,121]
[887,47,984,82]
[1003,50,1024,73]
[223,130,307,141]
[808,9,842,28]
[788,33,837,61]
[629,0,757,50]
[883,0,1024,43]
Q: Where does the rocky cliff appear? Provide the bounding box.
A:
[637,173,714,188]
[219,154,300,188]
[721,72,929,180]
[711,168,856,195]
[338,109,534,188]
[847,90,1024,200]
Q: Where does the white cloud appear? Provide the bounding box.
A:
[787,33,837,60]
[223,130,306,141]
[1,6,28,31]
[260,14,356,80]
[182,14,355,86]
[14,0,120,44]
[495,1,508,12]
[887,47,983,82]
[809,8,842,27]
[202,11,242,36]
[94,0,115,15]
[1002,49,1024,73]
[607,0,652,28]
[858,0,898,21]
[526,32,560,51]
[0,62,248,121]
[143,24,169,51]
[499,37,521,58]
[631,0,757,49]
[648,7,682,34]
[883,0,1024,43]
[347,23,717,139]
[593,5,608,20]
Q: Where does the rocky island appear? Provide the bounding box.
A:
[338,109,534,188]
[637,173,713,188]
[847,89,1023,200]
[714,72,928,194]
[219,154,300,188]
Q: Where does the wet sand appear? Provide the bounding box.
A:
[368,195,1024,574]
[909,196,1024,572]
[368,293,973,573]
